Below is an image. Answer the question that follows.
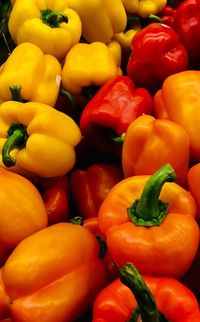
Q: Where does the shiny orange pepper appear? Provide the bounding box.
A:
[2,222,107,322]
[122,114,190,187]
[154,70,200,162]
[187,163,200,215]
[69,163,123,218]
[0,168,47,266]
[98,163,199,278]
[83,216,118,282]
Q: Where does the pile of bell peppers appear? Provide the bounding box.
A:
[1,0,200,321]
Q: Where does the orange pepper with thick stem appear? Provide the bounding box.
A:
[98,163,199,278]
[1,222,107,322]
[122,115,190,187]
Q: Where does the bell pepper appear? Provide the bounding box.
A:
[154,70,200,162]
[127,23,188,93]
[0,100,82,177]
[93,262,200,322]
[61,42,122,96]
[83,216,119,282]
[122,114,190,187]
[68,0,127,44]
[8,0,82,60]
[1,222,107,322]
[187,163,200,215]
[122,0,167,17]
[69,163,123,219]
[0,42,62,106]
[0,269,10,320]
[98,163,199,278]
[35,176,71,225]
[79,75,153,153]
[0,168,47,266]
[158,5,176,27]
[174,0,200,67]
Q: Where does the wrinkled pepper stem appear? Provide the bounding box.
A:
[9,85,24,102]
[128,163,177,226]
[120,263,165,322]
[40,9,68,28]
[2,123,28,167]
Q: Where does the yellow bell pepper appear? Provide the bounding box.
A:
[0,101,82,177]
[122,0,167,18]
[61,42,122,95]
[0,42,61,107]
[106,40,122,67]
[68,0,127,43]
[8,0,82,60]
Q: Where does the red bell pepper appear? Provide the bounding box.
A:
[79,75,153,153]
[69,162,123,218]
[33,176,70,225]
[158,5,176,27]
[127,22,188,93]
[92,263,200,322]
[174,0,200,67]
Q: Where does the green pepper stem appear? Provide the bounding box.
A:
[9,85,24,102]
[60,88,77,108]
[111,132,126,144]
[128,163,177,226]
[40,9,68,28]
[2,123,27,167]
[148,14,162,22]
[120,263,159,322]
[68,216,83,225]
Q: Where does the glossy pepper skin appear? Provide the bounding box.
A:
[174,0,200,67]
[1,223,107,322]
[187,163,200,214]
[122,0,167,17]
[0,42,61,106]
[8,0,82,60]
[69,163,123,218]
[98,164,199,278]
[158,5,176,27]
[61,42,122,96]
[0,101,82,177]
[127,23,188,93]
[83,216,119,282]
[68,0,127,43]
[80,75,153,153]
[92,263,200,322]
[154,70,200,162]
[36,176,70,225]
[122,114,190,187]
[0,168,47,266]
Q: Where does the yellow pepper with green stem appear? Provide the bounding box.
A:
[68,0,127,43]
[61,42,122,96]
[8,0,82,60]
[0,100,82,178]
[122,0,167,18]
[0,42,61,107]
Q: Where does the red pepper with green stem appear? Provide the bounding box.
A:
[79,75,153,154]
[127,23,188,93]
[92,262,200,322]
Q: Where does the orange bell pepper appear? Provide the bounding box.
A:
[2,222,107,322]
[98,163,199,278]
[83,216,118,282]
[69,163,123,219]
[187,163,200,215]
[0,168,47,266]
[122,114,190,187]
[154,70,200,162]
[0,270,10,320]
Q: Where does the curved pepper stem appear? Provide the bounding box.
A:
[9,85,25,102]
[119,263,169,322]
[2,123,27,167]
[128,163,177,226]
[40,9,68,28]
[148,14,162,22]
